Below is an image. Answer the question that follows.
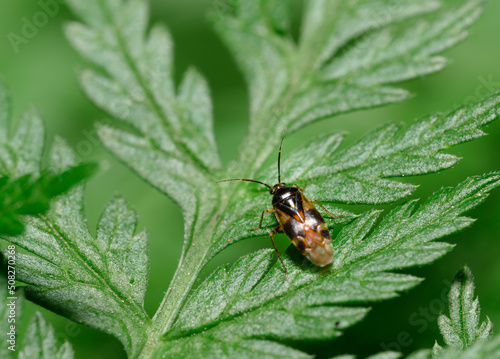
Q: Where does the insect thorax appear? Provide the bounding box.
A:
[272,185,299,206]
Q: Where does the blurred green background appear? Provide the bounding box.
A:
[1,1,499,358]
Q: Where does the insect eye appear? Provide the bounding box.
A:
[270,188,276,194]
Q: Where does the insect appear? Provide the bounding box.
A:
[218,129,337,280]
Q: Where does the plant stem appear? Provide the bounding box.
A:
[138,218,218,358]
[138,109,285,358]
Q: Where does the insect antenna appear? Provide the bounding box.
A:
[216,178,272,189]
[277,128,287,183]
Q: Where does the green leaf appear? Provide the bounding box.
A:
[18,313,74,359]
[0,164,97,236]
[357,335,500,359]
[151,173,500,358]
[433,267,493,356]
[0,106,42,177]
[365,335,500,359]
[360,267,495,359]
[319,1,483,86]
[63,0,499,357]
[1,267,73,359]
[0,82,96,236]
[405,351,433,359]
[3,139,150,357]
[0,85,150,356]
[215,0,484,172]
[215,93,500,255]
[433,334,500,359]
[365,352,402,359]
[65,2,221,293]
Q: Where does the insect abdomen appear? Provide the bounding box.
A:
[275,190,334,267]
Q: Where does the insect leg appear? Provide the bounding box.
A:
[311,199,342,219]
[251,208,275,231]
[269,225,288,281]
[293,183,307,191]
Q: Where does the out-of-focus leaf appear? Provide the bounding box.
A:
[433,267,493,356]
[0,82,96,236]
[0,83,149,357]
[2,138,150,357]
[18,313,74,359]
[0,163,97,236]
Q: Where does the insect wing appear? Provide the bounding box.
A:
[301,195,333,266]
[274,191,334,267]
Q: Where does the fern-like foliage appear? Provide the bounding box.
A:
[1,0,499,358]
[327,267,496,359]
[433,267,493,355]
[0,167,97,236]
[0,269,74,359]
[11,144,149,357]
[214,0,485,170]
[0,85,149,357]
[0,83,96,236]
[345,335,500,359]
[155,173,500,358]
[215,94,500,256]
[433,335,500,359]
